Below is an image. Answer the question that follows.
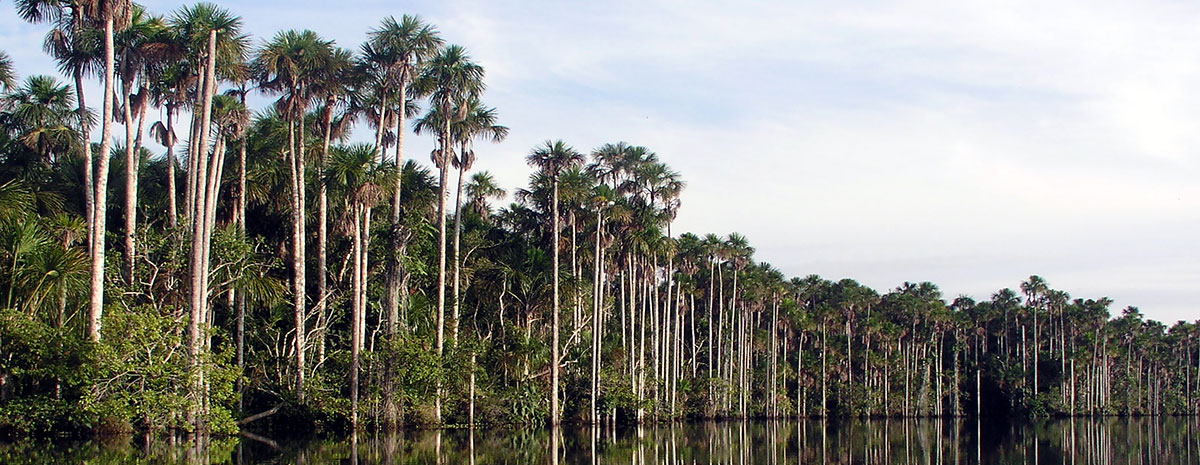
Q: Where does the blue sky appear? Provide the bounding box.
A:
[3,0,1199,324]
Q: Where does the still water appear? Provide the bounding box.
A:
[3,417,1199,464]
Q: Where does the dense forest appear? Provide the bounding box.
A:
[0,1,1197,437]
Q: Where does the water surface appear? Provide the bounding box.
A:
[4,417,1198,464]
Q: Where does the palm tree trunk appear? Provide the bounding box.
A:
[187,29,218,429]
[288,117,306,401]
[350,203,362,429]
[571,212,579,333]
[316,103,332,366]
[122,79,136,283]
[73,69,95,248]
[451,143,467,348]
[550,177,561,425]
[434,119,450,424]
[590,209,602,423]
[387,81,405,331]
[707,260,714,381]
[164,107,177,230]
[381,84,404,432]
[87,15,117,342]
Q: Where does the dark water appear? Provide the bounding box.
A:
[4,417,1199,464]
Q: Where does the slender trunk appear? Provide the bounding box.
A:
[350,203,362,429]
[87,16,117,342]
[187,30,218,428]
[164,107,177,230]
[469,353,476,426]
[122,78,137,283]
[821,322,827,416]
[388,79,408,329]
[573,213,583,334]
[550,177,561,425]
[381,82,405,430]
[74,69,95,248]
[234,96,247,414]
[451,142,467,348]
[707,260,714,380]
[316,101,332,366]
[434,115,450,424]
[289,112,307,401]
[591,209,602,423]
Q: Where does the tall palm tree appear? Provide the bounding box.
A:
[253,28,333,400]
[1021,275,1048,395]
[170,3,247,427]
[414,43,483,423]
[82,0,132,342]
[526,139,585,425]
[114,4,168,283]
[325,143,394,429]
[146,67,182,229]
[15,0,131,342]
[310,46,354,373]
[362,15,442,340]
[415,97,507,346]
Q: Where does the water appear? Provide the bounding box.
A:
[3,417,1199,464]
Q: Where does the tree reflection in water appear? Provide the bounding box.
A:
[2,417,1198,464]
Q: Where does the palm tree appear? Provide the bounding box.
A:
[253,28,333,400]
[1021,275,1048,396]
[362,15,442,340]
[723,232,752,416]
[83,0,131,343]
[525,139,585,425]
[415,97,507,347]
[114,4,168,283]
[0,51,15,91]
[169,3,247,427]
[40,8,102,244]
[2,75,81,166]
[464,171,505,219]
[325,143,394,429]
[310,46,354,374]
[414,43,483,423]
[15,0,131,342]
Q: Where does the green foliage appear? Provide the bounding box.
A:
[0,309,96,436]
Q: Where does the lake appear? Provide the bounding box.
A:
[3,417,1198,464]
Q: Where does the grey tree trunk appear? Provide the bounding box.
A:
[550,177,561,425]
[315,103,332,366]
[350,203,362,429]
[450,143,467,348]
[73,70,94,249]
[87,16,117,342]
[121,79,137,283]
[434,115,450,424]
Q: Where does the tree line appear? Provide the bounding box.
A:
[0,1,1196,437]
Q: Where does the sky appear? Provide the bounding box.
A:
[2,0,1198,324]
